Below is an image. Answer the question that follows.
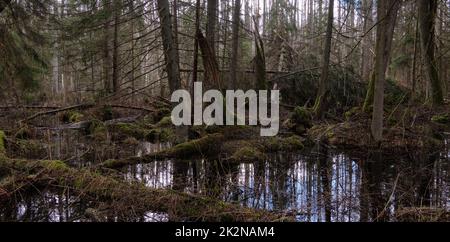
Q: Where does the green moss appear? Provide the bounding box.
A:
[112,123,149,140]
[42,160,68,171]
[282,136,305,150]
[264,135,304,151]
[231,146,266,162]
[0,130,6,156]
[363,73,375,112]
[156,116,173,127]
[431,114,450,124]
[162,133,224,158]
[60,111,84,123]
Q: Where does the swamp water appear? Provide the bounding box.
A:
[1,129,449,222]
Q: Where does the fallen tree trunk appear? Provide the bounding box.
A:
[22,103,96,123]
[46,116,142,131]
[100,133,225,169]
[0,156,289,222]
[22,103,156,124]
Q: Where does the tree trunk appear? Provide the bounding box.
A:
[157,0,181,93]
[229,0,241,89]
[206,0,218,55]
[313,0,334,118]
[361,0,374,83]
[103,0,112,93]
[112,0,121,94]
[418,0,444,106]
[370,0,401,142]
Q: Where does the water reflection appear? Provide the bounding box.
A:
[0,190,169,222]
[125,142,450,222]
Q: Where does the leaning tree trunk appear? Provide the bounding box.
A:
[313,0,334,118]
[157,0,181,93]
[418,0,444,106]
[370,0,401,142]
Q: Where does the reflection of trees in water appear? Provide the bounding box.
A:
[125,146,448,222]
[318,145,332,222]
[0,190,89,222]
[14,141,446,222]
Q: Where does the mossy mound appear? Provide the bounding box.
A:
[109,121,177,143]
[146,128,174,143]
[59,110,84,123]
[231,146,267,162]
[155,116,173,127]
[110,123,150,140]
[262,135,305,152]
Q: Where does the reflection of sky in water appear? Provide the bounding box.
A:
[126,141,450,222]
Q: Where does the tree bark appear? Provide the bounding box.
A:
[229,0,241,89]
[112,0,121,94]
[313,0,334,118]
[103,0,112,93]
[361,0,374,83]
[370,0,401,142]
[418,0,444,106]
[206,0,218,55]
[157,0,181,93]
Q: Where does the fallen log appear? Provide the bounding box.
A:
[100,133,225,169]
[22,103,96,123]
[0,157,288,222]
[43,116,142,131]
[0,105,61,109]
[22,103,156,124]
[109,104,156,113]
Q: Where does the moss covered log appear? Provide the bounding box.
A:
[0,157,291,222]
[101,133,225,169]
